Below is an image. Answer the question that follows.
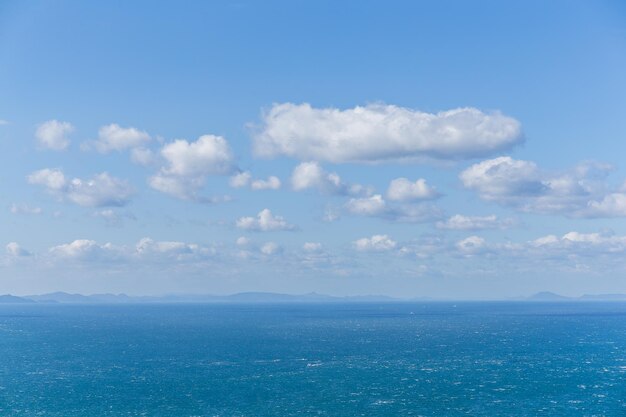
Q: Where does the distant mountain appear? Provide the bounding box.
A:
[0,294,36,303]
[527,291,572,301]
[19,291,401,304]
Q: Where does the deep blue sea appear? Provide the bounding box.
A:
[1,302,626,416]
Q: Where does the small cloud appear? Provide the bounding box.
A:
[28,168,134,207]
[386,177,439,201]
[230,171,281,190]
[35,120,74,151]
[353,234,397,252]
[260,241,281,255]
[6,242,31,257]
[303,242,322,252]
[436,214,514,231]
[88,124,151,153]
[291,161,370,196]
[236,209,295,232]
[10,203,42,215]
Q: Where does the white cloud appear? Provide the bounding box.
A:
[291,162,369,195]
[254,103,522,163]
[131,147,156,166]
[90,124,151,153]
[149,135,235,200]
[6,242,31,257]
[236,209,295,232]
[28,169,134,207]
[135,238,214,260]
[345,194,442,223]
[460,157,626,217]
[354,234,397,252]
[230,171,281,190]
[49,239,107,260]
[10,203,42,215]
[303,242,322,252]
[455,236,487,255]
[93,209,136,227]
[387,177,439,201]
[251,176,281,190]
[35,120,73,150]
[0,119,9,125]
[229,172,252,188]
[236,236,251,246]
[260,241,281,255]
[436,214,514,230]
[345,194,386,216]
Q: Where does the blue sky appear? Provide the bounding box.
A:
[1,0,626,298]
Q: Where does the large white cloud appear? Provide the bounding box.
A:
[236,209,295,232]
[35,120,74,151]
[386,178,439,201]
[148,134,235,200]
[353,234,397,252]
[90,124,151,153]
[460,157,626,217]
[253,103,523,163]
[28,169,134,207]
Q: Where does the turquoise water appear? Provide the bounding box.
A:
[1,302,626,416]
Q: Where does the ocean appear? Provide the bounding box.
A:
[1,302,626,416]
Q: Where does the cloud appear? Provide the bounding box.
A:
[460,157,626,217]
[436,214,514,230]
[353,234,397,252]
[236,209,295,232]
[0,119,9,125]
[10,203,42,215]
[93,209,136,227]
[260,241,281,255]
[345,194,443,223]
[253,103,522,163]
[303,242,322,252]
[148,135,235,200]
[345,194,386,216]
[35,120,74,150]
[135,238,215,260]
[229,171,281,190]
[387,177,439,201]
[90,124,151,153]
[28,168,134,207]
[455,236,488,256]
[131,147,157,166]
[291,161,369,195]
[6,242,31,257]
[49,239,109,260]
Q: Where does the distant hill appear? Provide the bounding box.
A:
[527,291,572,301]
[0,294,36,304]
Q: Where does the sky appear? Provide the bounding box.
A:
[1,0,626,298]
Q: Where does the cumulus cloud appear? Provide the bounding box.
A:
[303,242,322,252]
[353,234,397,252]
[89,124,151,153]
[35,120,74,150]
[460,157,626,217]
[387,177,439,201]
[229,171,281,190]
[236,209,295,232]
[345,194,443,223]
[6,242,31,257]
[253,103,522,163]
[291,162,370,196]
[436,214,514,230]
[10,203,42,215]
[345,195,387,216]
[260,241,281,255]
[455,236,488,256]
[28,168,134,207]
[47,238,214,263]
[148,135,235,200]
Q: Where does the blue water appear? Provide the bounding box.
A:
[1,302,626,416]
